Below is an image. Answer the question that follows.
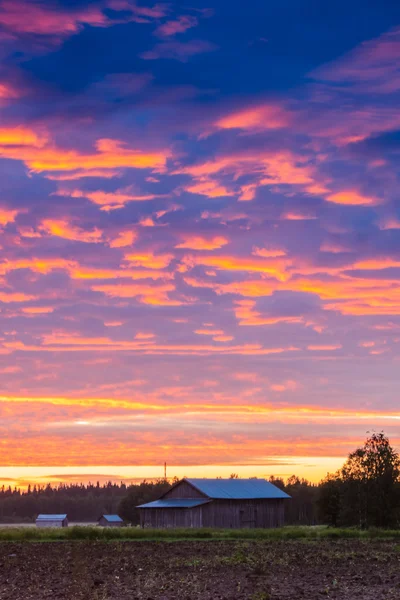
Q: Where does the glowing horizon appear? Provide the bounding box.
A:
[0,1,399,480]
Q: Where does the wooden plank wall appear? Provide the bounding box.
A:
[201,499,285,528]
[163,480,205,499]
[139,499,286,529]
[140,507,203,528]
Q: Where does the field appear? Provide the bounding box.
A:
[0,534,399,599]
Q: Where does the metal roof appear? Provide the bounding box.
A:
[36,514,68,520]
[185,478,291,500]
[100,514,123,522]
[137,498,211,509]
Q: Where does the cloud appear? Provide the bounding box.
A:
[0,0,167,43]
[176,235,229,250]
[155,15,198,37]
[91,282,181,305]
[0,207,19,227]
[176,149,327,202]
[57,186,165,210]
[325,190,380,206]
[108,230,137,248]
[40,219,104,243]
[141,39,216,61]
[1,9,400,477]
[183,254,290,280]
[0,131,171,180]
[124,251,174,269]
[184,178,235,198]
[311,27,400,94]
[215,104,291,132]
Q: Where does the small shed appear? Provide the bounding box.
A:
[98,514,124,527]
[137,478,290,529]
[36,514,68,528]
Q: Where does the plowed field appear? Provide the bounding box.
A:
[0,539,399,599]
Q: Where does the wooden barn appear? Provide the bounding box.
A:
[36,514,68,528]
[137,478,290,529]
[98,514,124,527]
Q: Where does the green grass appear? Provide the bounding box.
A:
[0,525,399,542]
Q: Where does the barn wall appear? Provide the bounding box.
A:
[36,519,68,528]
[140,499,286,529]
[201,499,285,528]
[140,507,203,528]
[163,481,206,499]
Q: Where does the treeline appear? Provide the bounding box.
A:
[318,432,400,528]
[0,481,168,523]
[0,476,319,525]
[0,433,398,527]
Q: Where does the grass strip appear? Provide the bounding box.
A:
[0,525,398,542]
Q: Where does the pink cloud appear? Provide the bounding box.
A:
[176,235,229,250]
[0,0,168,41]
[155,15,198,37]
[311,27,400,93]
[215,104,291,132]
[141,39,216,62]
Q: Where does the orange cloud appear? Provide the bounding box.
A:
[21,307,54,315]
[70,267,172,281]
[0,257,74,276]
[270,380,298,392]
[134,332,155,340]
[124,251,174,269]
[234,299,303,326]
[0,207,19,226]
[215,104,290,131]
[46,169,121,181]
[5,335,299,356]
[352,258,400,270]
[59,187,165,211]
[282,212,317,220]
[40,219,104,243]
[307,344,342,351]
[379,218,400,230]
[320,241,351,253]
[108,230,137,248]
[194,329,225,335]
[0,292,37,303]
[238,184,257,201]
[326,190,379,206]
[177,151,322,195]
[176,235,229,250]
[184,178,234,197]
[0,126,46,148]
[91,282,180,305]
[183,254,290,280]
[0,132,171,181]
[213,335,234,342]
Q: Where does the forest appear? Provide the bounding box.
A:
[0,433,398,527]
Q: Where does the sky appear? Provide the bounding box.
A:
[0,0,399,487]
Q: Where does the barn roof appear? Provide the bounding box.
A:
[137,498,211,509]
[184,478,291,500]
[36,514,68,520]
[99,514,123,522]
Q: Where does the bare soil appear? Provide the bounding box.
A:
[0,539,399,599]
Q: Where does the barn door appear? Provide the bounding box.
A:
[239,504,256,528]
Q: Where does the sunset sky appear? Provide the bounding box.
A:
[0,0,399,487]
